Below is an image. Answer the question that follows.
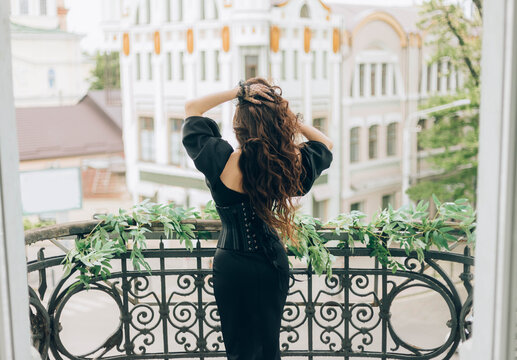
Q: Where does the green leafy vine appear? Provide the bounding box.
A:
[61,195,475,288]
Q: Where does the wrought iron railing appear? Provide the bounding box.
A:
[26,220,474,359]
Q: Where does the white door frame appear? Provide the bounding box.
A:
[0,1,33,359]
[460,0,517,358]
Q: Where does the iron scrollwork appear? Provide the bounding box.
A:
[27,227,474,359]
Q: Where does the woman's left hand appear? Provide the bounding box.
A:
[241,83,275,104]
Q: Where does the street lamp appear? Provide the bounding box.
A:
[401,99,471,206]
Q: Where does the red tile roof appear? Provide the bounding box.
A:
[16,94,123,161]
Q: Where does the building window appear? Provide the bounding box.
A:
[245,55,258,80]
[381,63,387,95]
[393,69,397,95]
[370,64,376,96]
[387,122,397,156]
[281,50,286,80]
[178,0,183,21]
[417,118,426,151]
[350,127,360,163]
[350,201,363,212]
[167,52,172,80]
[200,0,205,20]
[368,125,378,159]
[47,68,55,88]
[293,50,298,80]
[215,50,220,81]
[313,117,327,134]
[136,53,141,80]
[179,52,185,80]
[169,118,183,165]
[382,194,395,209]
[213,0,219,19]
[200,51,206,81]
[446,60,452,91]
[322,51,327,79]
[300,4,310,18]
[312,51,317,79]
[426,63,432,92]
[148,52,153,80]
[359,64,365,97]
[139,117,155,162]
[40,0,47,15]
[166,0,171,22]
[437,61,442,92]
[146,0,151,23]
[313,198,328,222]
[20,0,28,14]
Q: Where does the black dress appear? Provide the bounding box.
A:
[182,116,333,360]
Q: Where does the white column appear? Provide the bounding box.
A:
[328,52,342,216]
[0,0,33,358]
[440,60,447,94]
[153,52,167,165]
[375,63,382,97]
[121,51,139,204]
[301,52,313,216]
[270,52,282,84]
[185,53,197,99]
[460,0,517,358]
[220,51,237,147]
[342,54,353,203]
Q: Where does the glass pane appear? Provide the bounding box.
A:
[381,63,387,95]
[359,64,365,97]
[245,55,259,80]
[371,64,376,96]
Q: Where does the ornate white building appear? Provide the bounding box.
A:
[9,0,92,107]
[101,0,462,221]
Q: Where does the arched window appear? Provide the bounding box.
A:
[369,125,378,159]
[387,122,397,156]
[350,127,360,163]
[300,3,310,18]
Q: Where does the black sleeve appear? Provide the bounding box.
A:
[299,140,333,195]
[182,116,234,184]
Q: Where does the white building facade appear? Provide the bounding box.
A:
[9,0,92,107]
[101,0,462,221]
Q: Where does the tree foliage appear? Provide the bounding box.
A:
[89,51,121,90]
[409,0,482,205]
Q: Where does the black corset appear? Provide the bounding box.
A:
[216,201,278,253]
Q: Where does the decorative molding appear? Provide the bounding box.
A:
[409,32,422,48]
[123,33,130,56]
[352,11,408,48]
[153,31,161,55]
[223,0,232,8]
[304,26,311,53]
[273,1,290,7]
[186,28,194,54]
[270,25,280,53]
[332,28,340,53]
[222,26,230,52]
[318,0,331,13]
[343,29,351,47]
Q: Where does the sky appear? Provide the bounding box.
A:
[66,0,419,54]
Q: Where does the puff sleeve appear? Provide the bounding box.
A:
[299,140,333,195]
[182,116,234,186]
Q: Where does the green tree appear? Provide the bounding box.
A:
[408,0,482,205]
[89,51,121,90]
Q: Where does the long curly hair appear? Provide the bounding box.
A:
[233,77,305,249]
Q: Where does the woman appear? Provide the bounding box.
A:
[182,77,333,360]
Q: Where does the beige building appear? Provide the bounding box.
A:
[100,0,461,221]
[9,0,92,107]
